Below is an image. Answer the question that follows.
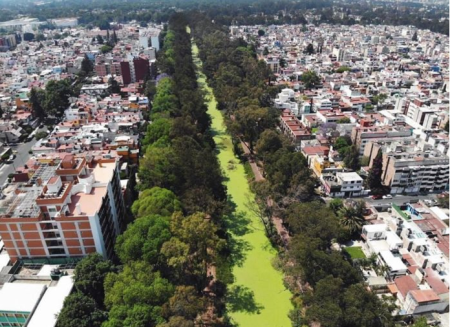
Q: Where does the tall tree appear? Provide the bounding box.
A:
[56,292,106,327]
[412,31,418,41]
[115,214,172,264]
[286,202,338,248]
[164,286,205,320]
[73,253,115,307]
[343,145,361,171]
[255,129,284,160]
[96,35,104,44]
[29,88,46,119]
[142,118,172,149]
[43,80,72,116]
[108,77,121,94]
[103,261,174,327]
[158,317,194,327]
[131,187,181,218]
[366,150,384,193]
[301,70,321,89]
[305,43,314,55]
[80,54,93,76]
[112,30,118,44]
[233,105,276,153]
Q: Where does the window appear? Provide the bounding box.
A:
[48,207,57,213]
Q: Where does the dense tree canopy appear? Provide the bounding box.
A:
[104,261,175,327]
[56,254,115,326]
[56,292,107,327]
[73,253,115,306]
[131,187,181,218]
[190,12,396,327]
[301,70,321,89]
[104,15,229,327]
[116,214,172,264]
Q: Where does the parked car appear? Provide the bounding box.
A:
[8,154,15,161]
[371,195,383,200]
[382,195,393,199]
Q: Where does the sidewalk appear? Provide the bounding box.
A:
[240,139,290,247]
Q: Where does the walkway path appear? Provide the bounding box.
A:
[191,34,293,327]
[240,140,291,247]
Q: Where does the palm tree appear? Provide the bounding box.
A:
[338,206,365,234]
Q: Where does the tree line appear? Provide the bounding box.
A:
[189,12,397,326]
[57,13,229,327]
[105,14,229,327]
[2,0,447,36]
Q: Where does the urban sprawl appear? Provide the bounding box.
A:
[0,15,448,327]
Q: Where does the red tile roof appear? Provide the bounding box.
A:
[394,275,418,298]
[409,289,440,303]
[425,268,449,295]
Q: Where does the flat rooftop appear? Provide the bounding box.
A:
[0,283,45,313]
[67,186,107,216]
[92,162,116,184]
[27,276,74,327]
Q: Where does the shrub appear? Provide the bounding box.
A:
[35,131,48,140]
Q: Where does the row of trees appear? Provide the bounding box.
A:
[100,14,229,327]
[1,0,448,35]
[190,12,397,326]
[57,13,228,327]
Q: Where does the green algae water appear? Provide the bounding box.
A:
[190,32,293,327]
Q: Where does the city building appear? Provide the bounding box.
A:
[0,155,126,261]
[321,171,367,197]
[364,139,449,194]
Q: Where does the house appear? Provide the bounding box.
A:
[403,290,446,314]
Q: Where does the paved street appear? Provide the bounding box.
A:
[364,193,442,206]
[0,139,36,185]
[322,193,443,207]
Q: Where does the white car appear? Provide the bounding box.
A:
[382,195,393,199]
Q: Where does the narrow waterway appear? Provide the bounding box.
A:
[191,35,293,327]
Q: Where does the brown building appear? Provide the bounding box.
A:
[0,155,126,262]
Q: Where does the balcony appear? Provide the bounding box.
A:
[42,231,61,239]
[46,240,64,248]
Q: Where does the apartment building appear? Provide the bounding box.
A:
[322,171,367,197]
[403,98,442,130]
[279,110,312,144]
[364,139,449,194]
[351,124,413,154]
[120,57,150,84]
[264,57,280,74]
[0,154,126,262]
[138,28,161,51]
[274,88,299,115]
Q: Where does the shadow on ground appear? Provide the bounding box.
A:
[228,236,252,267]
[227,285,264,314]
